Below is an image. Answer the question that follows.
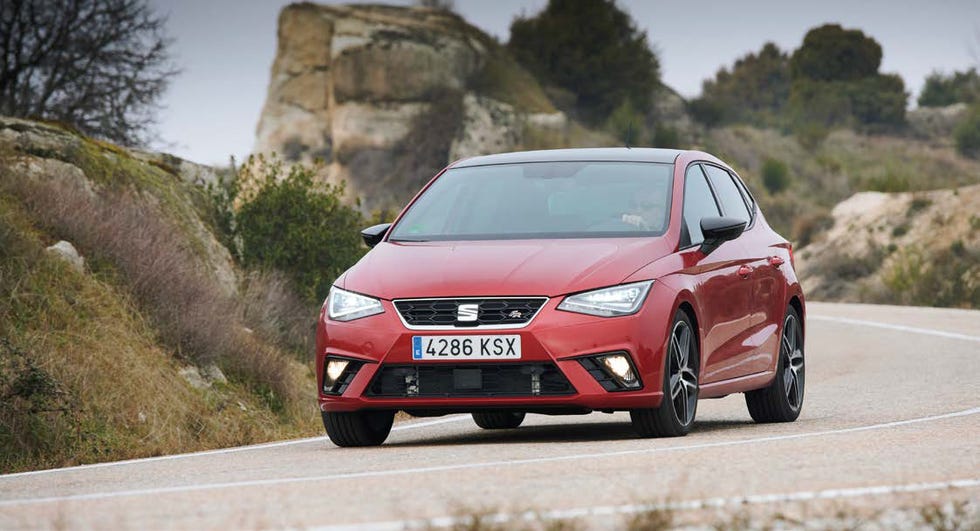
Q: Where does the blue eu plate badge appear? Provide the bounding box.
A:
[412,336,423,359]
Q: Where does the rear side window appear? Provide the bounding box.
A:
[682,165,720,246]
[703,165,751,223]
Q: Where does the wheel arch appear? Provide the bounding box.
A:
[788,294,805,338]
[675,299,701,373]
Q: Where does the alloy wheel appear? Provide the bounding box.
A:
[668,320,698,425]
[781,314,805,410]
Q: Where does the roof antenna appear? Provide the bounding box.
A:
[625,120,633,149]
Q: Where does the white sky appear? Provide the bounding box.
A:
[150,0,980,164]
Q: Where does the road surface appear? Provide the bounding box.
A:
[1,302,978,529]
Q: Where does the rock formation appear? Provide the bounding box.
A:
[254,3,567,210]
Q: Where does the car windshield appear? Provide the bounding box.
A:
[388,161,673,241]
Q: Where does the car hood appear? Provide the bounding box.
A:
[342,238,671,299]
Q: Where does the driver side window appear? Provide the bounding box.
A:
[681,165,721,247]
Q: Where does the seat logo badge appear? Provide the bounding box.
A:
[507,310,523,319]
[457,303,479,322]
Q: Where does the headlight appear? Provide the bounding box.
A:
[327,286,384,322]
[557,281,653,317]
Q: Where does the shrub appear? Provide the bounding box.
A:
[234,155,366,303]
[791,210,833,247]
[954,105,980,159]
[652,124,680,149]
[693,42,790,127]
[918,68,980,107]
[883,244,980,308]
[605,99,649,146]
[761,157,790,194]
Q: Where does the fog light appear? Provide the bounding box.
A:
[326,359,349,385]
[322,357,363,395]
[578,352,641,391]
[601,354,634,382]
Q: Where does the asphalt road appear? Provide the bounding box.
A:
[1,302,978,530]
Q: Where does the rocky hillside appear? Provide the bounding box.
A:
[796,185,979,308]
[254,3,597,211]
[0,117,318,472]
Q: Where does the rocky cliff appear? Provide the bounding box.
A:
[254,3,569,210]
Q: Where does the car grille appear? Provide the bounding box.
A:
[393,298,547,328]
[367,363,575,397]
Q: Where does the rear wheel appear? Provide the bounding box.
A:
[322,410,395,447]
[472,411,525,429]
[745,306,805,423]
[630,311,699,437]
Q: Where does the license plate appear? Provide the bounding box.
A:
[412,335,521,360]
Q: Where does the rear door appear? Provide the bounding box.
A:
[678,164,754,384]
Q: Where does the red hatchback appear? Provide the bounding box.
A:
[317,148,805,446]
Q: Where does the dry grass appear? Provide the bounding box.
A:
[3,171,300,406]
[0,195,315,472]
[240,269,317,357]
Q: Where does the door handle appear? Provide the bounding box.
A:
[768,256,785,267]
[738,265,753,278]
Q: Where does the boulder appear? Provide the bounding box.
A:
[45,241,85,273]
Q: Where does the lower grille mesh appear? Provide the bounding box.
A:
[368,363,575,397]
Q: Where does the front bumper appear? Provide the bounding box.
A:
[316,288,675,413]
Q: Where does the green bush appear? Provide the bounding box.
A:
[918,68,980,107]
[231,156,366,303]
[954,105,980,159]
[883,244,980,308]
[761,157,790,194]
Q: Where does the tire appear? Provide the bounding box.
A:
[322,410,395,447]
[472,411,525,429]
[630,310,699,438]
[745,306,805,423]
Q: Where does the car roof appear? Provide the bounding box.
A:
[450,148,685,168]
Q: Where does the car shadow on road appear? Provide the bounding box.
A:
[385,417,755,447]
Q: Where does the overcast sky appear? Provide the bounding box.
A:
[151,0,980,164]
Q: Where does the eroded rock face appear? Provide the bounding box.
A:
[796,184,980,303]
[254,3,566,210]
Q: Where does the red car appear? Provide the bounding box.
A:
[317,148,806,446]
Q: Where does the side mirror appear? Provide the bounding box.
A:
[361,223,391,248]
[699,217,747,255]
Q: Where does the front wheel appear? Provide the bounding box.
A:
[472,411,525,429]
[745,306,805,423]
[630,311,699,437]
[322,410,395,447]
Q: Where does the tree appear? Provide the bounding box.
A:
[508,0,660,125]
[787,24,906,130]
[918,69,980,107]
[689,42,790,126]
[0,0,177,146]
[789,24,881,82]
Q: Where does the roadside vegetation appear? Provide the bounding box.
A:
[419,498,978,530]
[210,154,366,304]
[0,121,323,472]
